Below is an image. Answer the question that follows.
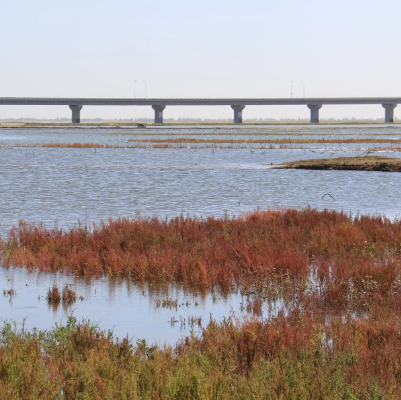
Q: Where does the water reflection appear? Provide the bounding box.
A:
[0,266,273,345]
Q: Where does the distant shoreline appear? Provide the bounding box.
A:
[0,121,400,129]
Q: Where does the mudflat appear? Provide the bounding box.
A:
[276,155,401,172]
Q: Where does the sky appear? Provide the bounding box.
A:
[0,0,400,120]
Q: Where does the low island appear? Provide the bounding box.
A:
[276,155,401,172]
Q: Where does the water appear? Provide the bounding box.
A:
[0,147,399,233]
[2,125,401,147]
[0,267,254,345]
[0,125,400,344]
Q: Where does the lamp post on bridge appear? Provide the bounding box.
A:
[134,80,137,99]
[291,81,295,98]
[143,80,147,98]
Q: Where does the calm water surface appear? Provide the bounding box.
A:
[0,125,400,344]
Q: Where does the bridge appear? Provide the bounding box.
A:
[1,97,400,124]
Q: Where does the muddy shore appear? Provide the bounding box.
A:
[275,155,401,172]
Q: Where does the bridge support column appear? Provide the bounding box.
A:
[69,105,82,123]
[382,103,397,123]
[307,104,322,123]
[231,105,245,123]
[152,105,166,123]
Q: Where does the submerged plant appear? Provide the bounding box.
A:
[3,289,15,297]
[46,284,61,304]
[62,284,77,305]
[46,284,77,306]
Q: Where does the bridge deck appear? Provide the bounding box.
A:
[0,97,399,123]
[0,97,401,106]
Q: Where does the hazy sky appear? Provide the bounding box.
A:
[1,0,400,120]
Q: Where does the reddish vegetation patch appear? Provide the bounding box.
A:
[43,143,108,148]
[130,137,401,144]
[1,143,122,149]
[46,284,77,305]
[62,284,77,305]
[2,208,401,313]
[46,284,61,304]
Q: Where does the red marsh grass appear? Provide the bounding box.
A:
[43,143,110,148]
[4,142,401,151]
[62,284,77,305]
[130,137,401,144]
[46,284,61,304]
[3,208,401,314]
[46,284,77,305]
[1,143,124,149]
[134,143,401,151]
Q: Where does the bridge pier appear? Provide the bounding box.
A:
[307,104,322,123]
[69,105,82,123]
[231,105,245,123]
[382,103,397,123]
[152,105,166,123]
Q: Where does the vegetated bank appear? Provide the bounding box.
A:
[1,310,400,399]
[276,155,401,172]
[2,208,401,397]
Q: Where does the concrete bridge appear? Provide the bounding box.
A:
[1,97,400,124]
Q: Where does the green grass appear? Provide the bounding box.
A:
[0,314,400,399]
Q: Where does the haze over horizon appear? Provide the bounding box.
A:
[1,0,399,121]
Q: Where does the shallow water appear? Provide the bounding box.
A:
[0,125,400,343]
[0,146,399,236]
[0,267,253,345]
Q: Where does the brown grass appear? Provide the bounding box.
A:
[277,155,401,172]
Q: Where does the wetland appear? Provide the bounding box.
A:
[1,124,401,398]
